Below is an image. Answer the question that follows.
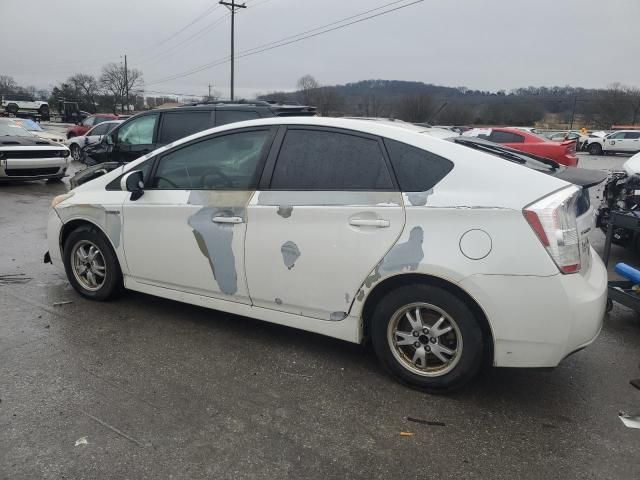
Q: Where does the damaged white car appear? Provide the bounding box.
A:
[45,117,607,391]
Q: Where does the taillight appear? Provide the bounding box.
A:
[523,186,581,274]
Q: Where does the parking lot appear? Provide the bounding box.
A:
[0,146,638,479]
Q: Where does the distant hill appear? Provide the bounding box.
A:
[259,78,640,128]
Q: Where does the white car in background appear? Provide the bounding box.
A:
[64,120,122,161]
[0,119,70,181]
[587,130,640,155]
[12,118,66,144]
[46,117,606,392]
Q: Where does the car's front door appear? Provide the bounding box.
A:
[113,113,160,163]
[121,127,275,303]
[605,131,626,152]
[245,127,405,321]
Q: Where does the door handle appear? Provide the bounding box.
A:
[349,218,390,228]
[212,216,243,224]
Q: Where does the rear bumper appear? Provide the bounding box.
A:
[560,153,579,167]
[458,247,607,368]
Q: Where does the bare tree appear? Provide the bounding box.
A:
[315,87,344,116]
[0,75,18,94]
[100,62,144,114]
[395,94,434,123]
[69,74,100,112]
[296,74,320,106]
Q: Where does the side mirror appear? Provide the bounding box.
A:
[121,170,144,201]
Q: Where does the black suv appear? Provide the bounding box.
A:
[72,101,315,187]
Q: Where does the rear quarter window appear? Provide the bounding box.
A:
[489,131,525,143]
[383,139,453,192]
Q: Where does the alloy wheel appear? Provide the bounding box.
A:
[71,240,107,291]
[387,302,463,377]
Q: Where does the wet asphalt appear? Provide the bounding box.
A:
[1,150,639,480]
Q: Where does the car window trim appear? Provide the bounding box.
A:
[261,125,399,192]
[146,126,278,192]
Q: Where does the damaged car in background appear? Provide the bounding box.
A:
[0,119,70,182]
[46,117,607,392]
[596,151,640,250]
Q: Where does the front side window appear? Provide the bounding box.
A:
[489,131,525,144]
[216,110,260,126]
[88,123,111,136]
[609,132,625,139]
[270,129,393,190]
[151,129,271,190]
[158,112,211,143]
[117,114,159,146]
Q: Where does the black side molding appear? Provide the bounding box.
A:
[44,251,51,264]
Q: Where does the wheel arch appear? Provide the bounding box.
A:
[59,218,119,259]
[360,273,494,366]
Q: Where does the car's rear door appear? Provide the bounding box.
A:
[623,132,640,152]
[121,127,276,303]
[244,126,405,321]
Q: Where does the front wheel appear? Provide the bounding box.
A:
[70,143,81,162]
[588,143,603,155]
[63,226,123,301]
[370,284,484,392]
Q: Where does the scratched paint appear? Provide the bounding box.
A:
[277,205,293,218]
[186,190,253,296]
[406,189,433,207]
[364,226,424,288]
[281,241,301,270]
[56,204,122,249]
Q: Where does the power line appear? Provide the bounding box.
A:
[146,0,424,86]
[149,3,221,50]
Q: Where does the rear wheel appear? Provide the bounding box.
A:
[63,226,123,301]
[6,103,18,116]
[370,284,484,392]
[588,143,603,155]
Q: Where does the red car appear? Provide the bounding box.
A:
[66,114,119,139]
[462,127,578,166]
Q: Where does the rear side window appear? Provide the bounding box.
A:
[489,131,525,143]
[216,110,260,126]
[89,123,111,136]
[624,132,640,139]
[270,129,393,190]
[159,112,211,143]
[384,139,453,192]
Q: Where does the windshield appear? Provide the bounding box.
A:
[449,137,561,173]
[0,122,34,137]
[13,119,44,131]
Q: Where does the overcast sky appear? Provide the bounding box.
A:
[2,0,639,99]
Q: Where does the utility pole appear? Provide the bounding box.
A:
[208,83,212,102]
[219,0,246,101]
[124,54,130,113]
[569,95,578,130]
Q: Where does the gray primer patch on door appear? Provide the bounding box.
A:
[188,206,241,295]
[277,205,293,218]
[329,311,347,321]
[406,189,433,207]
[363,226,424,288]
[281,241,301,270]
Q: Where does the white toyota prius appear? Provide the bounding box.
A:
[46,117,607,391]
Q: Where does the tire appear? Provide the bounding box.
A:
[588,143,603,155]
[6,103,18,116]
[39,105,50,121]
[63,226,124,301]
[70,143,81,162]
[370,284,484,392]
